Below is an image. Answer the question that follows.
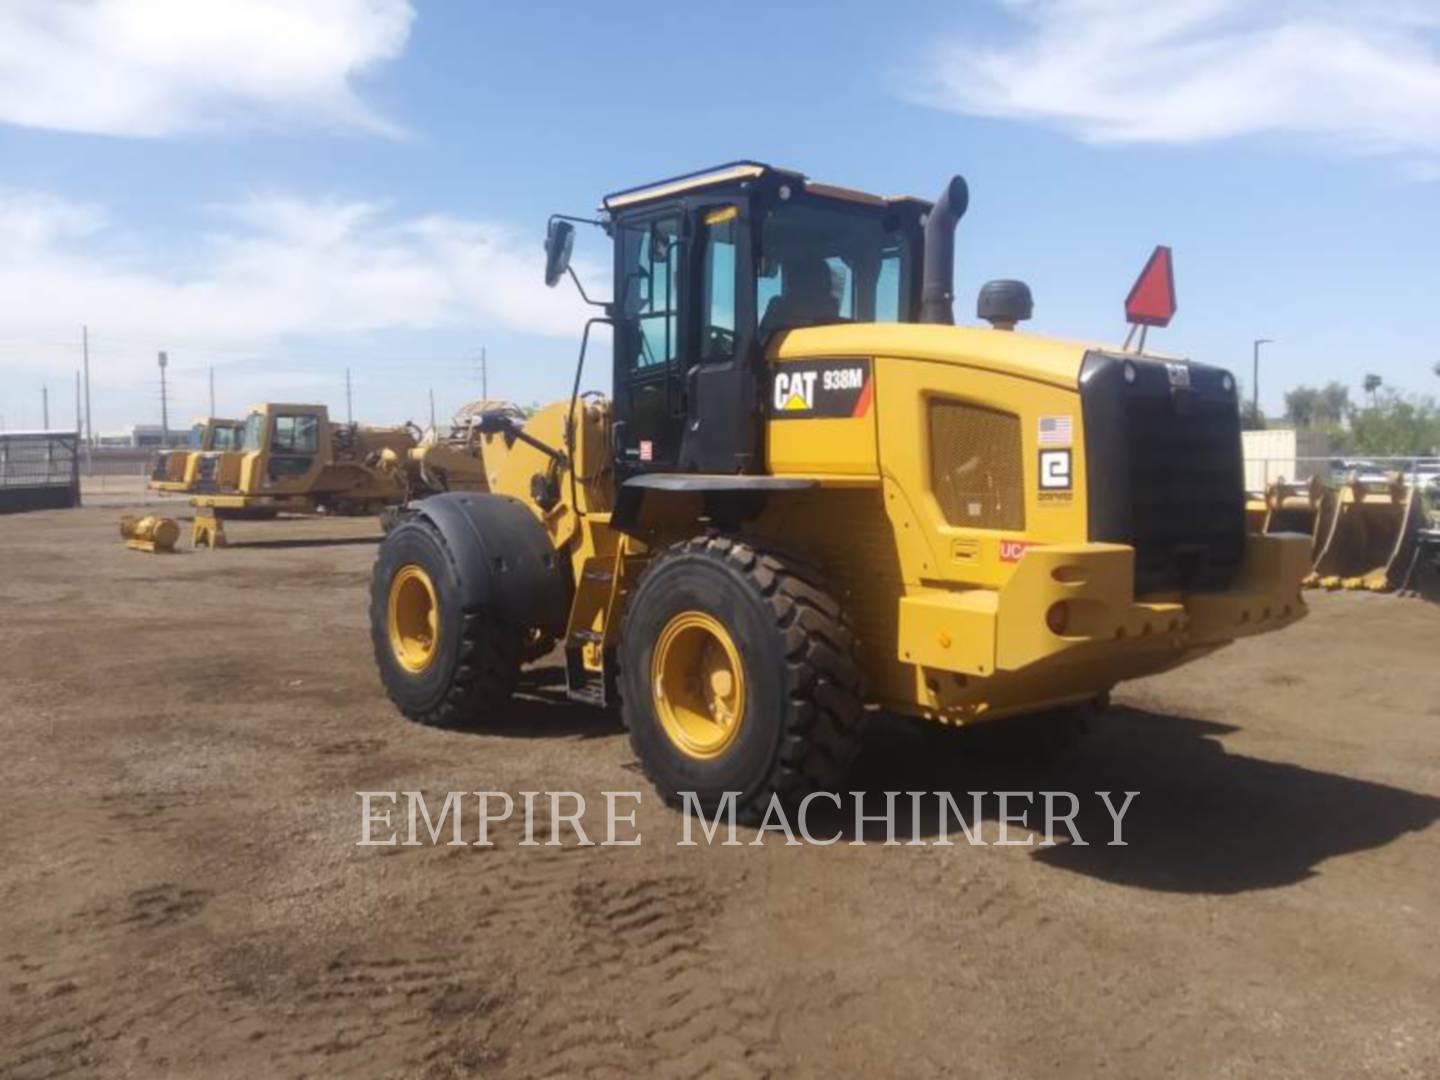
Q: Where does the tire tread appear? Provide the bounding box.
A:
[620,532,867,817]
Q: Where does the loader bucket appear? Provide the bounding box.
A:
[1244,493,1268,534]
[1311,475,1423,592]
[1262,475,1336,562]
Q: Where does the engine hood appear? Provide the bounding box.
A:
[771,322,1113,392]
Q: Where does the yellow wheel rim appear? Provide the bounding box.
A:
[651,611,746,760]
[388,564,440,673]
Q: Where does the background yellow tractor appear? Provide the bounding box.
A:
[369,162,1311,816]
[187,402,494,521]
[147,418,244,493]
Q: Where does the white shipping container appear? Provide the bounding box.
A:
[1242,428,1331,493]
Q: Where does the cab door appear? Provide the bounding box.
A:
[610,201,761,478]
[612,213,685,476]
[265,411,325,492]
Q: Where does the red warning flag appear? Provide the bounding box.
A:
[1125,245,1176,328]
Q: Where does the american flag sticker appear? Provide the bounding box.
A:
[1038,415,1073,447]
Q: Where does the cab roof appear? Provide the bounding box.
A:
[600,161,932,213]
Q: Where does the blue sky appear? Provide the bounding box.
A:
[0,0,1437,433]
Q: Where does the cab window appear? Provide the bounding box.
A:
[273,414,319,454]
[700,206,738,362]
[757,201,906,339]
[243,412,265,450]
[619,217,681,371]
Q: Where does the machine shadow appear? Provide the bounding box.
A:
[221,536,383,550]
[459,664,625,740]
[833,705,1440,894]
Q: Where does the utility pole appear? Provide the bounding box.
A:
[209,365,215,417]
[1252,338,1273,419]
[429,388,437,434]
[82,325,93,450]
[346,367,354,425]
[42,384,49,429]
[158,351,170,444]
[75,371,82,433]
[481,346,488,401]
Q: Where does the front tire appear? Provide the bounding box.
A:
[619,535,867,818]
[370,516,522,727]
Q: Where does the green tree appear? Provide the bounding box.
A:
[1316,382,1350,425]
[1283,381,1349,429]
[1348,390,1440,456]
[1239,399,1267,431]
[1284,386,1318,426]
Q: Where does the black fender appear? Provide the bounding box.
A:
[404,492,569,635]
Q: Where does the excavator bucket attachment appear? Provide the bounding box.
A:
[1261,475,1336,566]
[1244,493,1268,534]
[1311,474,1423,592]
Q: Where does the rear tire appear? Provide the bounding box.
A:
[370,516,522,727]
[619,534,867,819]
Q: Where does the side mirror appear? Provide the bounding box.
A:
[544,219,575,287]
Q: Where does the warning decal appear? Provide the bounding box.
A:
[770,358,873,420]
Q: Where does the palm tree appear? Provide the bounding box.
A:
[1364,373,1383,407]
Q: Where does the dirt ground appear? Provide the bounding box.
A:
[2,502,1438,1080]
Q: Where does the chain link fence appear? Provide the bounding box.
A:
[0,432,82,512]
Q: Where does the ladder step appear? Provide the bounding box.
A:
[582,569,613,582]
[565,682,606,707]
[572,629,603,644]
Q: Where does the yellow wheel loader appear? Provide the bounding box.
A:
[189,402,492,522]
[369,162,1311,816]
[147,418,245,493]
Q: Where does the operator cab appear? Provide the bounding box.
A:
[560,162,932,478]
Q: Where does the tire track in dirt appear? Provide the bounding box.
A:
[374,806,783,1078]
[213,948,510,1078]
[1,897,213,1080]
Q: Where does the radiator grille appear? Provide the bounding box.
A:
[929,400,1025,530]
[1080,352,1245,595]
[1124,392,1245,592]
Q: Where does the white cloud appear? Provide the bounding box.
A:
[0,0,413,137]
[0,186,594,398]
[909,0,1440,167]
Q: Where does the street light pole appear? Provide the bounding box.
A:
[1252,338,1273,418]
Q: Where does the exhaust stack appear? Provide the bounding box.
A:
[920,175,970,324]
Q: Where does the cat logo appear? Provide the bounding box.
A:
[774,370,818,411]
[769,358,873,420]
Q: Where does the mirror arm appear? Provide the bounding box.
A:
[566,264,609,310]
[550,213,605,229]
